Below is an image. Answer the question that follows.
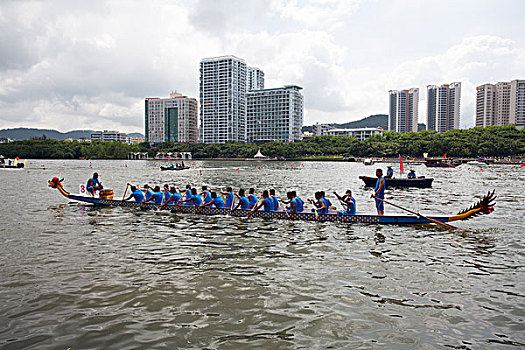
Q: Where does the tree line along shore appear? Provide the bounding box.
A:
[0,125,523,160]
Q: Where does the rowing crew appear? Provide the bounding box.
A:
[123,183,357,215]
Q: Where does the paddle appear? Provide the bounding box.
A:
[373,196,457,230]
[229,195,236,215]
[307,199,319,220]
[117,183,130,207]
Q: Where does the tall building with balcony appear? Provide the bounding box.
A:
[200,55,248,144]
[388,88,419,133]
[476,79,525,127]
[247,67,265,90]
[427,82,461,132]
[145,92,198,144]
[247,85,303,143]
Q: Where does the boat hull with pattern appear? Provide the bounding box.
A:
[48,177,496,226]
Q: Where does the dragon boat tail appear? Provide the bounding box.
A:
[48,177,496,225]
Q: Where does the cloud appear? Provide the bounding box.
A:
[0,0,524,132]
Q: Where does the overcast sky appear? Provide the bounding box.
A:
[1,0,524,133]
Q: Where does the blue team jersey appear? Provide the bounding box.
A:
[191,194,203,206]
[170,192,182,204]
[203,190,212,203]
[375,177,385,198]
[318,198,329,214]
[212,196,225,208]
[239,196,249,210]
[288,197,303,212]
[183,190,193,206]
[152,191,163,204]
[131,189,144,202]
[271,195,279,210]
[387,168,393,177]
[248,194,257,208]
[225,192,234,206]
[346,197,356,215]
[145,189,154,201]
[164,190,171,202]
[87,177,100,187]
[295,197,304,212]
[263,197,273,211]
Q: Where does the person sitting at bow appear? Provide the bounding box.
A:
[86,172,103,197]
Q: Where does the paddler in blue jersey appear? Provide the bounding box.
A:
[143,185,163,205]
[143,184,154,201]
[320,191,332,210]
[385,166,394,179]
[202,192,225,208]
[123,185,144,202]
[285,191,303,214]
[233,188,250,211]
[200,186,212,203]
[252,190,273,212]
[176,184,193,206]
[178,188,202,206]
[248,188,258,209]
[308,192,328,214]
[334,190,356,215]
[407,169,416,179]
[86,172,103,196]
[160,187,182,209]
[371,168,386,215]
[291,191,304,212]
[269,189,279,211]
[221,187,235,208]
[163,184,172,203]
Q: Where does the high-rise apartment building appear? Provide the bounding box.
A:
[388,88,419,133]
[476,84,496,127]
[426,82,461,132]
[145,92,198,144]
[247,67,265,90]
[476,79,525,127]
[200,55,247,144]
[510,80,525,126]
[247,85,303,143]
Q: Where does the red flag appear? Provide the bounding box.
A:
[168,155,170,162]
[399,155,404,174]
[443,153,447,158]
[521,162,525,168]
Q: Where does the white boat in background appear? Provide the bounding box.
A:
[363,158,374,165]
[467,160,488,166]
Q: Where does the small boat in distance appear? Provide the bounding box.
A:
[467,159,488,166]
[359,176,433,188]
[424,158,462,168]
[0,156,25,169]
[160,165,190,171]
[160,160,190,171]
[363,158,374,166]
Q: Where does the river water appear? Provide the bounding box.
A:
[0,160,524,349]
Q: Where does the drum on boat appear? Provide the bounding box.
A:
[99,189,114,199]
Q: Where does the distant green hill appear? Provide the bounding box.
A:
[0,128,143,140]
[303,114,426,132]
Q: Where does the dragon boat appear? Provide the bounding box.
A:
[48,177,495,225]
